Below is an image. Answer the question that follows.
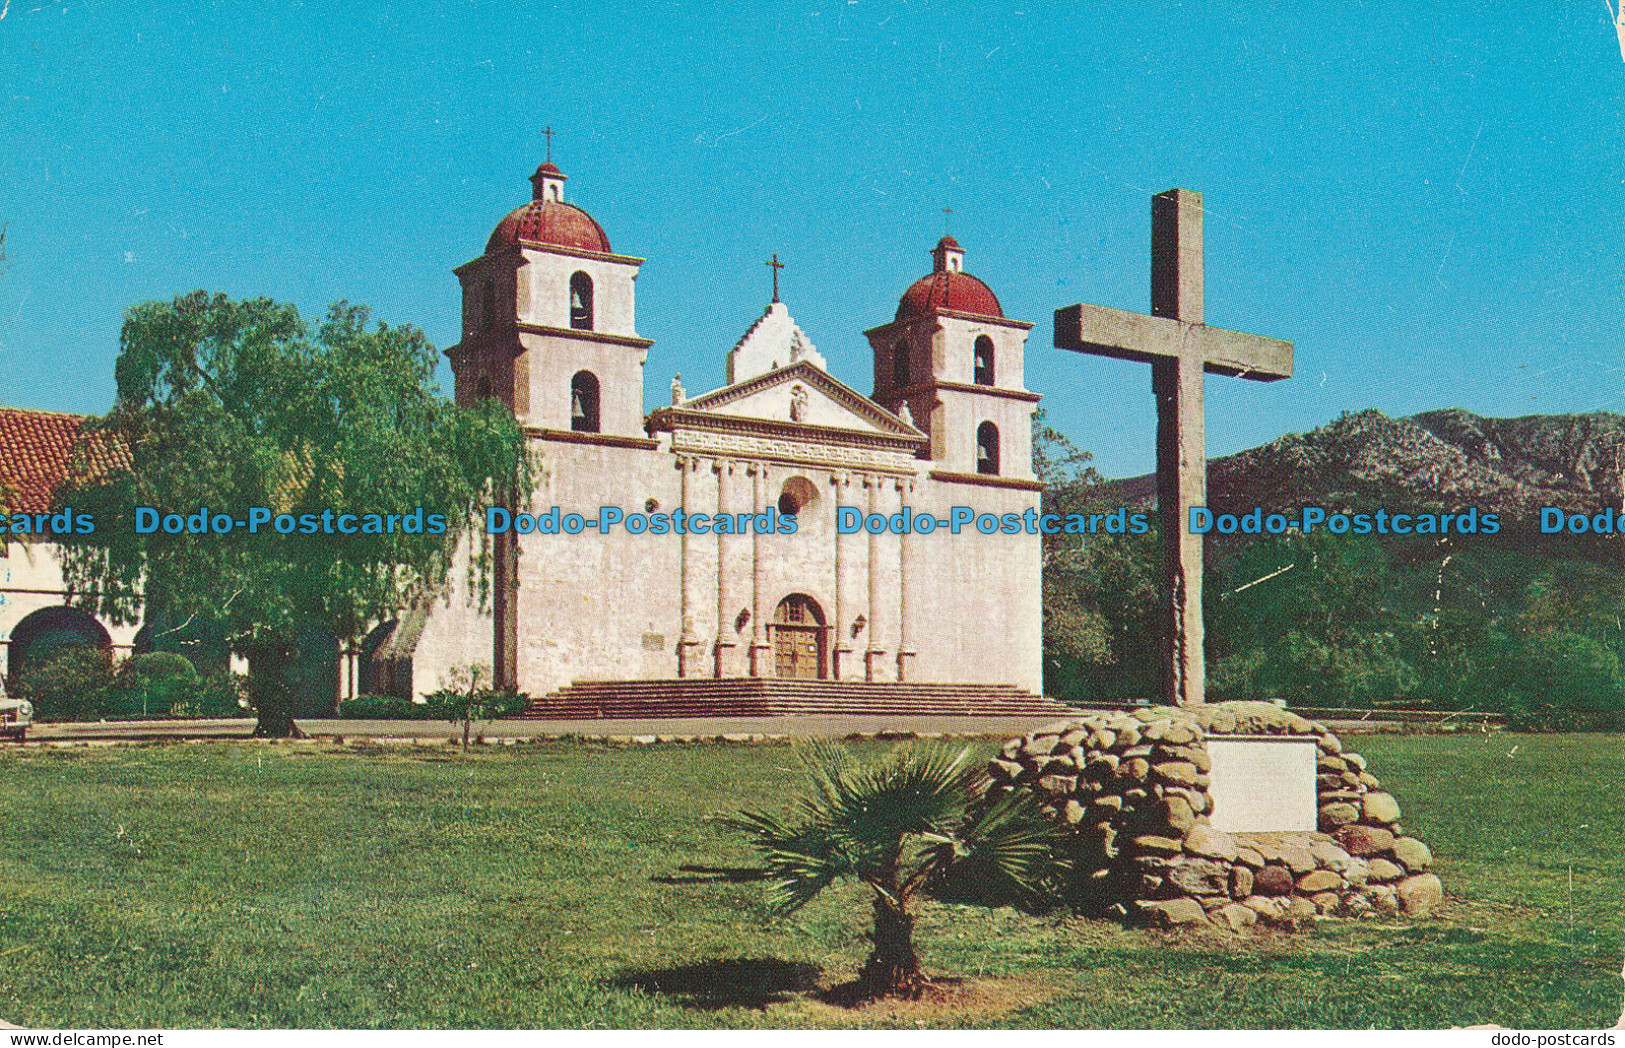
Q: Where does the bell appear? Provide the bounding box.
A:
[572,390,586,423]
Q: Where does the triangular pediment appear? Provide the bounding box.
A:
[670,360,923,438]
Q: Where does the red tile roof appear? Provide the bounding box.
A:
[487,198,612,255]
[0,407,131,515]
[896,269,1004,321]
[486,163,611,255]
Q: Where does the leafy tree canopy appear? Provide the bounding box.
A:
[58,291,530,736]
[1032,410,1119,678]
[1034,413,1624,727]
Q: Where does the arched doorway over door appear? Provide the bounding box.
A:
[771,594,827,680]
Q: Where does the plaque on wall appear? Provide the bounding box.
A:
[1205,735,1319,833]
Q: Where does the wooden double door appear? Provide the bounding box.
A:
[770,594,827,680]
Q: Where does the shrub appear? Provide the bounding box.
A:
[24,651,246,720]
[185,671,248,718]
[105,652,201,718]
[425,672,530,750]
[422,687,530,721]
[483,689,530,719]
[338,694,434,720]
[724,740,1064,999]
[18,646,115,721]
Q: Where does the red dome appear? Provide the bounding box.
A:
[896,270,1003,320]
[487,198,612,255]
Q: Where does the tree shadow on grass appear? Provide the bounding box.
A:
[614,958,822,1011]
[650,864,766,884]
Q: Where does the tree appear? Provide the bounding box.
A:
[1490,565,1625,728]
[430,662,492,751]
[1498,629,1625,730]
[1031,409,1120,695]
[57,291,530,737]
[1204,530,1417,706]
[725,740,1061,1000]
[425,663,529,750]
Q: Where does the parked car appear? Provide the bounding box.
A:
[0,686,31,741]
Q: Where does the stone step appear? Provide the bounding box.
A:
[517,707,1074,720]
[552,682,1037,693]
[519,678,1084,721]
[548,686,1040,698]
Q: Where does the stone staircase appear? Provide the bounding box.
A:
[518,678,1083,720]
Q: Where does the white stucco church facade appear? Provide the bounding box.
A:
[387,161,1047,704]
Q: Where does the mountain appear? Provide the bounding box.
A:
[1109,408,1625,521]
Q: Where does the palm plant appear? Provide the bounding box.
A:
[724,739,1063,1000]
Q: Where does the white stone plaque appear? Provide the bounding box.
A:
[1205,735,1319,833]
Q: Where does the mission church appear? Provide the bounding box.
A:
[1,159,1059,716]
[377,159,1051,711]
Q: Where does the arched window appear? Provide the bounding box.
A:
[976,421,1000,476]
[570,271,594,331]
[892,340,910,389]
[778,475,819,517]
[974,335,995,386]
[571,371,600,433]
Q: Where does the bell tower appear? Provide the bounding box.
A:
[864,235,1039,479]
[447,161,652,437]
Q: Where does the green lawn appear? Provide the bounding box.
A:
[0,732,1620,1029]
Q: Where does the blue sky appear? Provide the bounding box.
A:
[1,2,1621,477]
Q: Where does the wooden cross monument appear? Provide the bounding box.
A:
[1054,188,1293,706]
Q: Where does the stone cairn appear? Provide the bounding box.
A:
[988,701,1442,931]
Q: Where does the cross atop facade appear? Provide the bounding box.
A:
[542,125,555,163]
[1054,188,1293,706]
[766,253,785,303]
[942,206,953,235]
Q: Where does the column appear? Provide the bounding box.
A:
[493,527,519,691]
[748,462,772,677]
[714,460,740,677]
[831,472,852,680]
[676,455,704,677]
[895,476,916,683]
[863,474,889,681]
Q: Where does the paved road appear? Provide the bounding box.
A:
[25,714,1076,742]
[19,711,1435,745]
